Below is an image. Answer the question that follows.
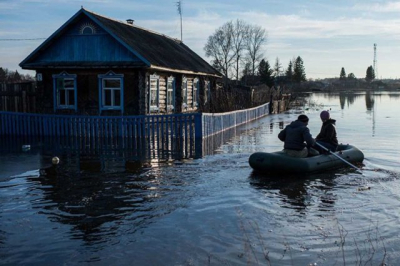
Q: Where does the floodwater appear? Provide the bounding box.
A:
[0,90,399,265]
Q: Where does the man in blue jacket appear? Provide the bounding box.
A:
[278,115,316,158]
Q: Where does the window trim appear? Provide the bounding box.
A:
[182,77,188,109]
[52,71,77,112]
[167,76,175,112]
[204,80,211,105]
[193,78,199,108]
[149,74,160,113]
[98,71,124,114]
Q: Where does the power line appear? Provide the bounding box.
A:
[0,38,46,41]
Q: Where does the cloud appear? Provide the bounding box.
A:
[2,0,400,78]
[353,1,400,12]
[225,11,400,39]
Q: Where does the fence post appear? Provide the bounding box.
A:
[194,113,203,158]
[22,91,27,113]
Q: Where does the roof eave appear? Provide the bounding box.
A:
[149,65,222,78]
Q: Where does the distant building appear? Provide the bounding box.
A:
[20,8,222,115]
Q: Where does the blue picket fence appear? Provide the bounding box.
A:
[0,111,201,138]
[0,102,269,158]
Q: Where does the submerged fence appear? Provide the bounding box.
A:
[0,102,269,159]
[202,102,269,137]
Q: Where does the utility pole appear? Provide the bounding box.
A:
[176,1,183,42]
[373,43,378,79]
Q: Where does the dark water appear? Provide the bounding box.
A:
[1,91,399,265]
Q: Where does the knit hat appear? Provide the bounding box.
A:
[298,114,309,122]
[320,110,330,120]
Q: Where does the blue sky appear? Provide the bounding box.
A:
[1,0,399,79]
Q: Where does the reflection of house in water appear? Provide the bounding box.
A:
[33,154,188,244]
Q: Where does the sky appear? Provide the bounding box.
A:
[1,0,399,79]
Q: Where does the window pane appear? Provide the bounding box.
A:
[82,27,93,34]
[57,78,64,89]
[64,79,74,89]
[205,86,208,103]
[68,90,75,105]
[104,79,120,88]
[183,82,187,104]
[167,90,172,106]
[59,90,66,105]
[150,89,157,106]
[193,86,197,104]
[114,89,121,106]
[104,89,112,106]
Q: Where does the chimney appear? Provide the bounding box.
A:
[126,19,134,25]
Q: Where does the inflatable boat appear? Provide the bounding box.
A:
[249,144,364,174]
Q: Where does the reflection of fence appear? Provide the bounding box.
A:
[0,102,269,160]
[0,82,36,113]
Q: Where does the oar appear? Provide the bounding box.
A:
[315,142,362,173]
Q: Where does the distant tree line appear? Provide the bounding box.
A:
[0,67,34,83]
[255,56,306,87]
[339,66,375,82]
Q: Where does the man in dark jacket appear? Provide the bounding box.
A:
[278,115,316,158]
[315,110,338,153]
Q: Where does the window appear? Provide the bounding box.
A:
[79,23,97,35]
[98,71,124,114]
[182,77,188,109]
[149,74,160,112]
[204,80,211,105]
[52,72,77,112]
[204,80,209,104]
[102,78,121,107]
[167,77,175,111]
[193,78,199,108]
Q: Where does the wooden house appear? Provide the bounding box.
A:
[20,8,222,115]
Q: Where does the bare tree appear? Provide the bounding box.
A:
[204,22,235,79]
[204,21,267,82]
[246,25,267,76]
[231,19,249,82]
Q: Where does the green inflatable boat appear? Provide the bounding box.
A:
[249,144,364,174]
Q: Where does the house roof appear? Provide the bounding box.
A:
[20,8,222,77]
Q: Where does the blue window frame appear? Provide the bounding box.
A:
[192,78,199,108]
[149,74,160,113]
[98,71,124,114]
[52,71,77,112]
[167,76,175,112]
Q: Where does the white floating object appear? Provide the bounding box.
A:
[52,157,60,165]
[22,145,30,151]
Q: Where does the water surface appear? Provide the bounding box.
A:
[1,91,399,265]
